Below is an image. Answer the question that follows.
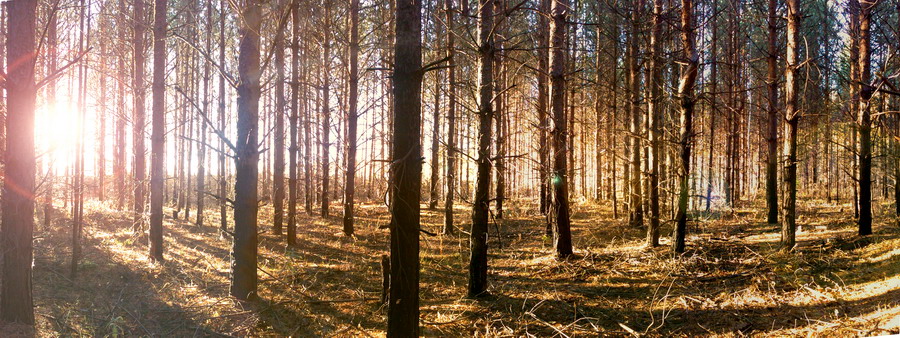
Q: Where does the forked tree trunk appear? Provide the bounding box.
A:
[231,0,262,301]
[387,0,422,334]
[550,0,573,258]
[0,0,37,324]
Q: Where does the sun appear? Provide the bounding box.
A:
[37,99,81,166]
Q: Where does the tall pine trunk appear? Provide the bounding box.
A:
[443,0,457,235]
[781,0,801,250]
[672,0,698,254]
[343,0,360,235]
[765,0,779,225]
[646,0,662,246]
[550,0,573,258]
[468,0,494,298]
[0,0,37,324]
[288,0,300,246]
[133,0,147,229]
[857,0,873,236]
[231,0,262,300]
[387,0,422,333]
[148,0,168,262]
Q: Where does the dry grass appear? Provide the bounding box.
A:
[19,197,900,337]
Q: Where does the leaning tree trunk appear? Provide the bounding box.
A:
[343,0,360,235]
[0,0,37,324]
[672,0,699,254]
[765,0,779,225]
[149,0,168,262]
[781,0,801,250]
[549,0,573,258]
[857,0,873,236]
[387,0,423,334]
[468,0,494,298]
[230,0,262,301]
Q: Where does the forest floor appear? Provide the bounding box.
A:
[19,195,900,337]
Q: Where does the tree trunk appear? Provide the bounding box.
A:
[320,9,331,219]
[781,0,801,250]
[857,0,873,236]
[148,0,167,262]
[197,0,213,228]
[0,0,37,324]
[672,0,698,254]
[646,0,662,246]
[133,0,147,229]
[443,0,457,235]
[550,0,573,258]
[218,0,228,233]
[288,0,300,246]
[387,0,422,333]
[230,0,262,301]
[116,0,128,210]
[272,0,287,237]
[343,0,360,235]
[537,0,550,218]
[628,0,643,227]
[765,0,778,225]
[468,0,494,298]
[428,0,442,211]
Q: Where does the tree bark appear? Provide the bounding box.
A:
[273,0,287,237]
[320,8,332,219]
[288,0,300,246]
[857,0,873,236]
[550,0,573,258]
[537,0,550,218]
[133,0,147,229]
[443,0,457,235]
[343,0,360,235]
[765,0,778,225]
[149,0,168,262]
[468,0,494,298]
[781,0,801,250]
[230,0,262,301]
[646,0,662,246]
[387,0,422,333]
[0,0,37,324]
[673,0,698,254]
